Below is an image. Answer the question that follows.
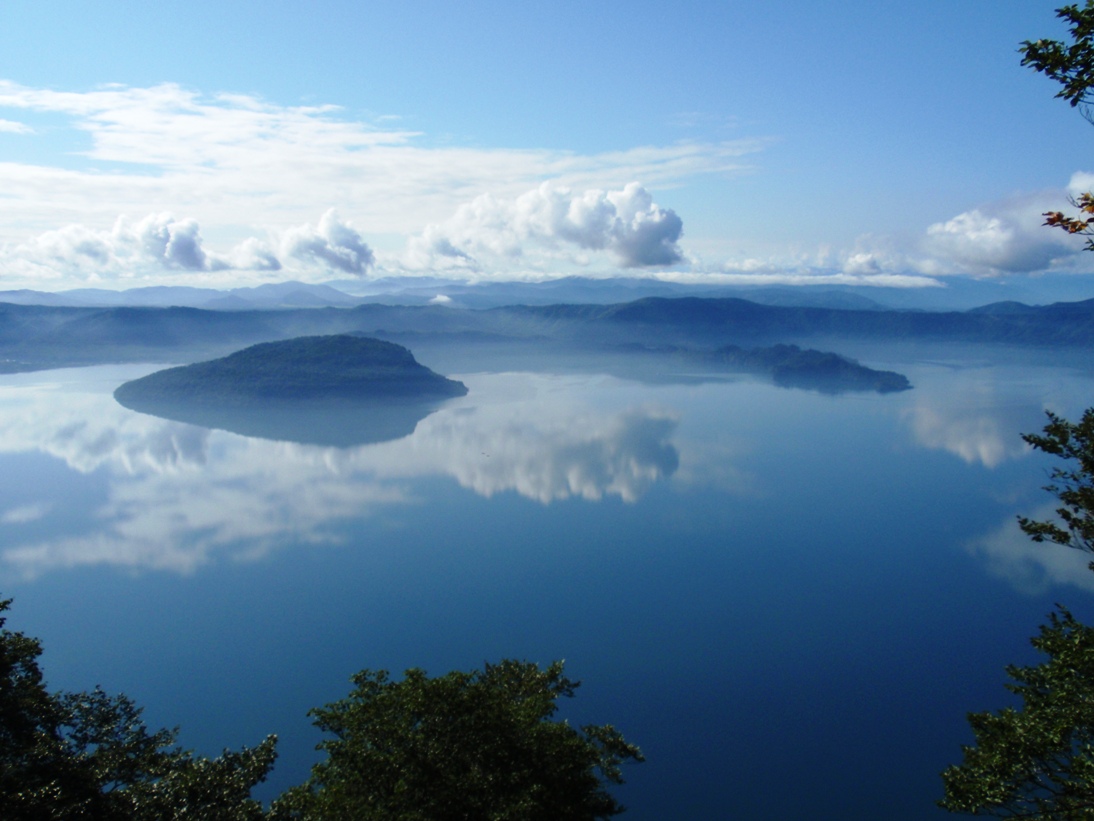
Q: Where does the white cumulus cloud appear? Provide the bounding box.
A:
[2,210,383,282]
[127,213,225,271]
[228,237,282,271]
[922,193,1085,275]
[405,182,683,271]
[281,209,374,275]
[7,212,238,279]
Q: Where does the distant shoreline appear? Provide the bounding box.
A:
[0,294,1089,376]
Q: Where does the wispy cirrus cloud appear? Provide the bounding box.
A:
[0,118,32,134]
[8,79,1088,290]
[0,81,759,284]
[0,77,770,288]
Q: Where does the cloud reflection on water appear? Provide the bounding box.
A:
[907,404,1030,468]
[901,370,1044,468]
[372,404,679,503]
[0,372,680,576]
[0,385,212,475]
[968,503,1094,594]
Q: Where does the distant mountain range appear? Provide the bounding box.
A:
[2,273,1092,313]
[2,292,1093,376]
[0,281,363,311]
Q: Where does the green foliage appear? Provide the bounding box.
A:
[940,608,1094,817]
[1018,409,1094,559]
[939,411,1094,815]
[272,659,644,821]
[3,597,643,820]
[1022,3,1094,250]
[0,597,276,820]
[1022,2,1094,115]
[938,12,1094,813]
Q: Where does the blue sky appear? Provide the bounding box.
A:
[1,0,1092,293]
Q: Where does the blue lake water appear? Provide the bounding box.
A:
[2,347,1094,819]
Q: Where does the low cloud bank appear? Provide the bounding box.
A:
[6,208,374,282]
[21,214,226,275]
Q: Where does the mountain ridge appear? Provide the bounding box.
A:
[1,294,1093,373]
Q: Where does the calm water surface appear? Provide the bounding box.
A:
[2,349,1093,820]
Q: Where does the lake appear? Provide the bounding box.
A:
[1,344,1093,819]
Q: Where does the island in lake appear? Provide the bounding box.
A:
[702,343,911,393]
[609,342,911,394]
[114,335,468,446]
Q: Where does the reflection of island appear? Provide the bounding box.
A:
[112,400,446,447]
[113,335,467,446]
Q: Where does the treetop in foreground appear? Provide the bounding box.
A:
[1023,3,1094,248]
[940,410,1094,816]
[2,592,643,819]
[271,659,644,821]
[1022,2,1094,115]
[940,608,1094,817]
[1018,408,1094,559]
[938,6,1094,812]
[0,596,276,820]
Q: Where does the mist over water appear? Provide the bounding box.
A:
[2,347,1093,819]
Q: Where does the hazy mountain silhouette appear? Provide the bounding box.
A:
[1,294,1092,374]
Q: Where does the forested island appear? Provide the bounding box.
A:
[113,335,468,445]
[609,341,911,393]
[114,334,467,406]
[701,343,910,393]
